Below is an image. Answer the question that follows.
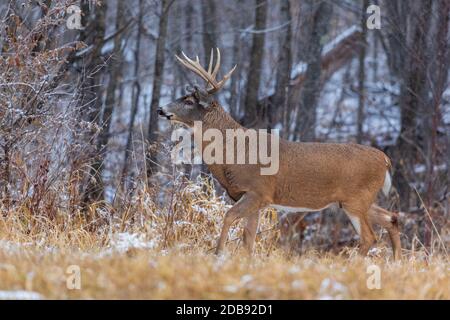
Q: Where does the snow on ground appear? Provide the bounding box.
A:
[0,239,58,255]
[0,290,44,300]
[318,278,349,300]
[317,52,401,145]
[0,232,160,259]
[0,240,31,253]
[108,232,159,253]
[290,62,307,80]
[322,25,362,56]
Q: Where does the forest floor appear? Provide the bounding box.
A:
[0,179,448,299]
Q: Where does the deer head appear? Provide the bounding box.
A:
[157,48,236,127]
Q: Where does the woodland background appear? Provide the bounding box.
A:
[0,0,449,254]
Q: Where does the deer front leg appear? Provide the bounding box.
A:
[215,192,265,255]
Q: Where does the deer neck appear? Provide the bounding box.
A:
[193,102,243,159]
[201,102,243,133]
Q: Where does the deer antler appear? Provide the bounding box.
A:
[175,48,237,94]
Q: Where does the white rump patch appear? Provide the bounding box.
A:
[382,171,392,196]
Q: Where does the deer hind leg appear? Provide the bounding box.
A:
[278,212,308,252]
[242,213,260,255]
[215,192,265,255]
[368,204,402,260]
[342,202,376,257]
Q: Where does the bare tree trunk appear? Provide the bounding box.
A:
[382,0,410,78]
[199,0,219,178]
[201,0,217,64]
[270,0,292,130]
[81,0,107,204]
[427,0,450,198]
[172,0,182,98]
[243,0,267,127]
[122,0,144,188]
[147,0,172,178]
[424,0,449,245]
[185,2,194,50]
[294,0,332,141]
[229,0,245,119]
[393,0,432,211]
[99,0,126,196]
[357,0,368,144]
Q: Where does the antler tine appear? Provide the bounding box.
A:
[177,52,212,84]
[212,48,221,79]
[175,54,194,73]
[217,64,237,87]
[180,51,202,73]
[181,51,204,74]
[207,48,214,75]
[175,49,237,93]
[183,52,209,77]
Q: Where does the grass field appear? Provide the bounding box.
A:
[0,179,448,299]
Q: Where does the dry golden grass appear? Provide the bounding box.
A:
[0,245,448,299]
[0,177,448,299]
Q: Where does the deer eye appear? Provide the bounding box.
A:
[184,99,194,106]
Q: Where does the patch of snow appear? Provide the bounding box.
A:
[288,266,301,274]
[240,274,253,285]
[368,247,382,257]
[0,240,29,253]
[109,232,158,253]
[291,280,305,290]
[174,221,192,226]
[191,204,208,215]
[414,164,447,174]
[322,25,362,56]
[318,278,348,300]
[101,39,114,55]
[0,240,57,255]
[290,61,307,79]
[157,281,166,290]
[0,290,44,300]
[316,52,401,143]
[223,284,239,293]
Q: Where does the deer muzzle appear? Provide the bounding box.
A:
[157,107,173,120]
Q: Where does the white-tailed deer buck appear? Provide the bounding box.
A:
[158,48,401,260]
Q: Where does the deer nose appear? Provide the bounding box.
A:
[157,107,173,120]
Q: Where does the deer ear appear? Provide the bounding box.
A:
[193,85,213,108]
